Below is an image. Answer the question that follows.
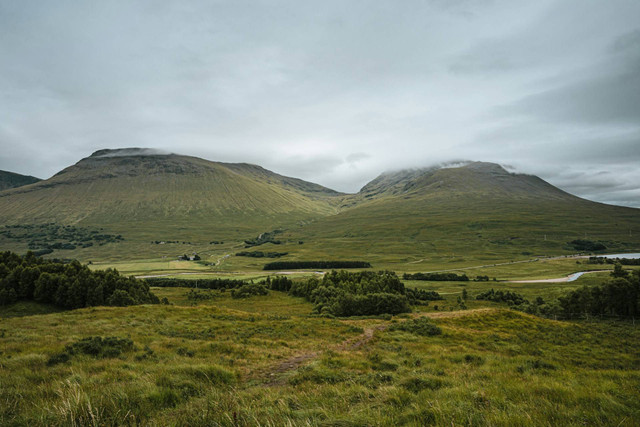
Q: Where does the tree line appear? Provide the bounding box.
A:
[287,270,436,316]
[235,251,288,258]
[588,257,640,266]
[0,251,158,308]
[403,272,469,281]
[558,267,639,319]
[263,261,372,270]
[145,277,247,290]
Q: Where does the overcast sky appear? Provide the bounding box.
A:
[1,1,639,206]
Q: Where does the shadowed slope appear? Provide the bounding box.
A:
[0,170,41,191]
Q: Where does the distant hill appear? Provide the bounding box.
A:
[281,162,640,263]
[0,152,638,263]
[359,162,574,201]
[0,149,341,250]
[0,170,41,191]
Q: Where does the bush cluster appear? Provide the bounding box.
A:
[475,289,527,306]
[264,261,372,270]
[289,270,411,316]
[0,251,158,309]
[388,317,442,336]
[145,277,247,290]
[244,230,282,248]
[235,251,288,258]
[403,272,469,281]
[588,256,640,266]
[558,269,640,319]
[1,224,123,252]
[405,288,443,305]
[231,283,269,299]
[264,275,293,292]
[48,336,134,366]
[569,239,607,252]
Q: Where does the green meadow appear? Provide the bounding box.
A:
[2,271,639,426]
[2,159,640,425]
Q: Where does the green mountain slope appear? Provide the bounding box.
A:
[1,154,638,265]
[279,162,640,267]
[0,170,41,191]
[0,149,341,255]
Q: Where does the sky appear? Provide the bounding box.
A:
[1,1,639,207]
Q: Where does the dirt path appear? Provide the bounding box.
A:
[214,253,231,267]
[260,309,493,386]
[262,323,386,386]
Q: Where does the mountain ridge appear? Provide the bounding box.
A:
[0,170,41,192]
[0,149,638,262]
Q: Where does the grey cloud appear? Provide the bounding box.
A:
[346,152,371,163]
[506,27,640,125]
[1,1,639,206]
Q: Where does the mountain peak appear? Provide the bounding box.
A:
[359,161,573,201]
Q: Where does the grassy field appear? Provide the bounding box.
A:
[84,252,628,282]
[2,159,640,424]
[1,275,639,426]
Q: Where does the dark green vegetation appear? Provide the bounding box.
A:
[244,230,283,247]
[475,289,529,306]
[589,256,640,265]
[0,169,41,191]
[559,269,640,319]
[235,250,288,258]
[0,251,157,309]
[569,239,607,252]
[1,223,123,255]
[403,272,469,281]
[230,283,269,299]
[264,261,372,270]
[48,336,135,366]
[145,277,247,289]
[289,270,414,316]
[388,316,443,336]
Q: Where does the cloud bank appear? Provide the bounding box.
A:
[0,0,639,206]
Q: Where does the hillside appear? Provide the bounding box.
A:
[278,162,640,267]
[0,149,341,257]
[0,154,639,264]
[0,170,41,191]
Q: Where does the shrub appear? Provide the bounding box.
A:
[388,317,442,336]
[65,336,134,358]
[230,283,269,299]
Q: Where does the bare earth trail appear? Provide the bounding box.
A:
[259,308,495,386]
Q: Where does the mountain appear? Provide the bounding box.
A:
[0,149,341,250]
[0,170,41,191]
[0,153,638,263]
[280,162,640,265]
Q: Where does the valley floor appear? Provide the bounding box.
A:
[1,286,639,426]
